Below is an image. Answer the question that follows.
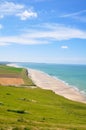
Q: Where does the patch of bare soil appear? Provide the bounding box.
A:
[0,78,24,86]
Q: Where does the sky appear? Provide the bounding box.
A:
[0,0,86,64]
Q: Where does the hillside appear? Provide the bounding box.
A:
[0,65,86,130]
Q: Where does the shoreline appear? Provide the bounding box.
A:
[28,68,86,103]
[6,63,86,103]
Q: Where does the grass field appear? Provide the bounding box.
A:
[0,65,34,86]
[0,65,86,130]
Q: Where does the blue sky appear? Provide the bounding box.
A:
[0,0,86,64]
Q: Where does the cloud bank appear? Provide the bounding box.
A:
[0,23,86,46]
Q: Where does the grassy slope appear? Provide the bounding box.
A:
[0,86,86,130]
[0,65,86,130]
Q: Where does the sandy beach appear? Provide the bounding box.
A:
[6,64,86,103]
[28,68,86,103]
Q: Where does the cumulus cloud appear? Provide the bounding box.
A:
[16,10,37,20]
[0,23,86,46]
[0,1,24,17]
[0,1,37,20]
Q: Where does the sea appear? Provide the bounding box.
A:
[15,62,86,95]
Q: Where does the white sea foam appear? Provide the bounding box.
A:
[52,75,86,97]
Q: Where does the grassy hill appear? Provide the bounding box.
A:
[0,65,86,130]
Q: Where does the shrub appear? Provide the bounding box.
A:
[7,109,26,114]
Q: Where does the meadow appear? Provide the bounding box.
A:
[0,65,86,130]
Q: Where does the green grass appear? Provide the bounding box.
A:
[0,65,86,130]
[0,65,22,76]
[0,85,86,130]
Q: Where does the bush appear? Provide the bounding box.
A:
[7,109,26,114]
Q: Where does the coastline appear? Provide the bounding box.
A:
[28,68,86,103]
[6,63,86,103]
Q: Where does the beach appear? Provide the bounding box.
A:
[28,68,86,103]
[6,63,86,103]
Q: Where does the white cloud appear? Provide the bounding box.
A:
[0,23,86,46]
[0,1,37,20]
[0,42,10,46]
[61,10,86,22]
[61,10,86,18]
[0,1,24,17]
[22,23,86,40]
[61,46,68,49]
[16,10,37,20]
[0,36,48,46]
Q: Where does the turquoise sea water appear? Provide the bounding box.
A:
[17,63,86,94]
